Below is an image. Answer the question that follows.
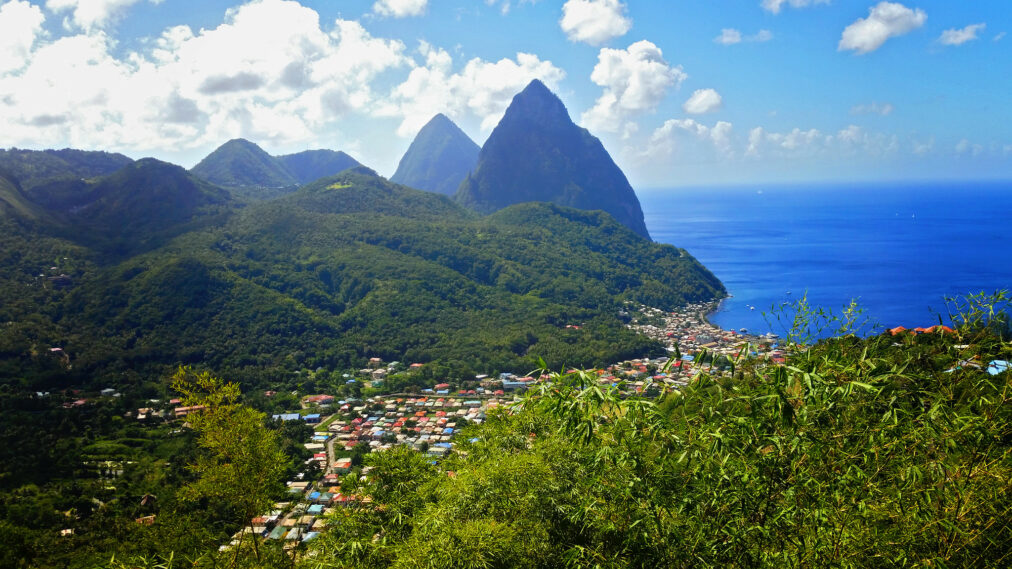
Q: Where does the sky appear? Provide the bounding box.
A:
[0,0,1009,187]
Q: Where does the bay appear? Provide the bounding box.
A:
[640,182,1012,336]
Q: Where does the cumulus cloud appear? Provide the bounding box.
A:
[955,139,983,156]
[45,0,160,31]
[484,0,538,16]
[939,23,986,46]
[761,0,829,15]
[839,2,926,54]
[559,0,631,45]
[745,126,831,157]
[912,137,934,155]
[0,0,410,153]
[714,28,741,45]
[0,0,46,74]
[745,123,901,158]
[581,40,685,135]
[851,102,894,116]
[715,28,773,45]
[372,0,427,18]
[377,42,565,136]
[683,89,723,114]
[648,118,734,158]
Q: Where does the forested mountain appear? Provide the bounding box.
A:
[455,80,651,240]
[54,168,719,387]
[189,139,366,200]
[391,114,480,195]
[0,162,722,392]
[0,168,47,220]
[277,149,362,185]
[189,138,298,192]
[0,148,133,192]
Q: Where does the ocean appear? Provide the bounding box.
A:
[640,181,1012,336]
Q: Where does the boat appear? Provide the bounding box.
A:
[739,328,747,333]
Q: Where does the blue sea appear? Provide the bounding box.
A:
[640,182,1012,336]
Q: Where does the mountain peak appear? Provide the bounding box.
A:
[190,138,297,190]
[455,82,651,240]
[390,113,480,196]
[276,149,362,185]
[504,79,571,126]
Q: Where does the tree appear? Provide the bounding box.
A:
[170,367,288,568]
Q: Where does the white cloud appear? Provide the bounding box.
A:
[715,29,741,45]
[912,137,934,155]
[0,0,410,153]
[648,118,734,158]
[45,0,157,31]
[0,0,46,74]
[715,28,773,45]
[839,2,926,54]
[683,88,723,114]
[581,40,685,135]
[559,0,631,46]
[746,126,832,158]
[761,0,829,15]
[378,42,565,136]
[372,0,427,18]
[955,138,983,156]
[851,101,894,116]
[994,32,1006,42]
[484,0,538,16]
[835,124,899,154]
[939,23,986,46]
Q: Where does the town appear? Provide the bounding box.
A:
[47,302,787,548]
[210,301,788,547]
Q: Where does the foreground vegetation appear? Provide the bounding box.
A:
[302,299,1011,568]
[32,294,996,569]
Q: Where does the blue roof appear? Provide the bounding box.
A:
[988,360,1010,376]
[309,491,320,500]
[272,413,301,422]
[307,505,324,514]
[682,355,695,362]
[443,428,454,434]
[434,442,452,448]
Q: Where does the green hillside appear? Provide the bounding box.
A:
[35,159,233,257]
[0,169,47,220]
[0,148,133,192]
[277,149,362,185]
[3,167,722,389]
[190,138,298,193]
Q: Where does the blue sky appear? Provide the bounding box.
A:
[0,0,1009,187]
